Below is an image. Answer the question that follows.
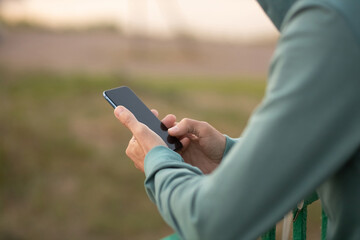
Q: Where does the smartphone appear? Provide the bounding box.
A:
[103,86,182,151]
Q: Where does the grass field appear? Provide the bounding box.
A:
[0,69,268,240]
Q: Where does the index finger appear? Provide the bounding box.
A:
[162,114,177,129]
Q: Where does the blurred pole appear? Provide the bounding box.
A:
[157,0,198,58]
[127,0,148,59]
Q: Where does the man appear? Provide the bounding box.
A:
[114,0,360,239]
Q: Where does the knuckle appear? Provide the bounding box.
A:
[182,118,190,123]
[181,118,191,127]
[133,124,147,136]
[126,146,132,156]
[199,121,211,134]
[200,120,208,126]
[200,121,210,129]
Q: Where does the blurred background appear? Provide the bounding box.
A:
[0,0,321,239]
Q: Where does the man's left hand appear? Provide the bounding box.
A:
[114,106,167,172]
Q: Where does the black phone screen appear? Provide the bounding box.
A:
[103,86,182,151]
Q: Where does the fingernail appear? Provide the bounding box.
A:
[115,106,124,117]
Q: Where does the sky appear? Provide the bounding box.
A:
[0,0,278,42]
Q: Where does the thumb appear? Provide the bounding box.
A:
[168,118,205,138]
[114,106,139,133]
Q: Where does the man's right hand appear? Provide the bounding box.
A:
[162,115,226,174]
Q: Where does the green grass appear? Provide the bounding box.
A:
[0,69,267,239]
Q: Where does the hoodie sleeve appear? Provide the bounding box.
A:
[144,2,360,240]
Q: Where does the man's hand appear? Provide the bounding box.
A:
[163,115,226,174]
[114,106,167,172]
[115,105,226,174]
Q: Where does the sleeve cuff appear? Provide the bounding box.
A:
[144,146,184,178]
[223,135,241,158]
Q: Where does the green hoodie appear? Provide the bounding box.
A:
[144,0,360,239]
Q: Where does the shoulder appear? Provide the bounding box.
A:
[274,0,360,56]
[280,0,360,45]
[267,0,360,94]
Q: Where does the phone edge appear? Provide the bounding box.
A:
[103,91,117,109]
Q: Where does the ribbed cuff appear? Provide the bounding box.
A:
[144,146,184,178]
[223,135,240,158]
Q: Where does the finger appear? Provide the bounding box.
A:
[187,133,199,141]
[134,162,141,170]
[179,137,191,151]
[162,114,177,129]
[168,118,207,138]
[114,106,140,133]
[130,135,136,143]
[126,137,145,172]
[115,106,167,153]
[151,109,159,117]
[126,136,138,156]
